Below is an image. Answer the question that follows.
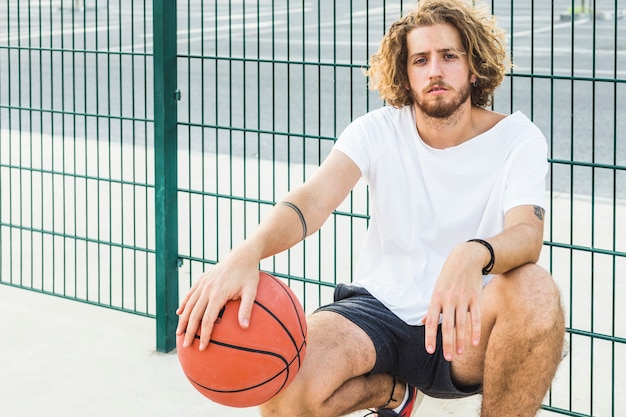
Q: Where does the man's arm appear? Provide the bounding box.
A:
[473,204,545,275]
[176,150,362,350]
[423,204,546,361]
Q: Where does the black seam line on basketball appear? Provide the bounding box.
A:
[190,333,304,394]
[192,276,305,361]
[187,365,290,395]
[194,338,293,393]
[194,336,290,359]
[190,295,305,354]
[192,332,304,365]
[265,274,307,339]
[185,343,292,395]
[252,299,306,362]
[192,328,306,360]
[259,274,307,368]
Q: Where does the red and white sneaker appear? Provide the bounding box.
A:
[367,385,423,417]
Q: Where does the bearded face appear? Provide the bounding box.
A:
[411,77,472,119]
[404,24,475,120]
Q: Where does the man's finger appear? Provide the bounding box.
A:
[181,298,207,349]
[455,307,468,355]
[423,305,441,355]
[176,286,195,318]
[198,302,221,351]
[440,306,455,362]
[182,312,201,349]
[176,275,206,331]
[177,288,201,337]
[470,300,482,347]
[238,285,258,330]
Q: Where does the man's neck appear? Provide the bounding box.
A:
[413,103,481,150]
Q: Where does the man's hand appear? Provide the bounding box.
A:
[423,242,487,361]
[176,255,260,351]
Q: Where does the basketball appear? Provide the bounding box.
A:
[176,271,307,408]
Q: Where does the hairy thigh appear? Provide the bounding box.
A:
[280,311,377,403]
[450,263,561,386]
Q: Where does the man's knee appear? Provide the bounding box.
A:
[493,264,564,333]
[519,264,562,319]
[259,310,377,417]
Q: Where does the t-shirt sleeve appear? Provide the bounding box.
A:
[333,118,370,177]
[502,127,549,212]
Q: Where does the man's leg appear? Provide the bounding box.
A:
[452,263,565,417]
[259,311,404,417]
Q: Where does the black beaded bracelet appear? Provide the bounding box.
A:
[467,238,495,275]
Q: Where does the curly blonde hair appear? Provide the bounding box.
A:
[366,0,510,108]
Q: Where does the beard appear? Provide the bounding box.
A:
[412,81,472,119]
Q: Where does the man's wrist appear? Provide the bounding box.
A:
[467,239,495,275]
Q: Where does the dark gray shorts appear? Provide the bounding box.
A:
[315,284,482,399]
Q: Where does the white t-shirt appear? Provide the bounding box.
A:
[333,105,548,325]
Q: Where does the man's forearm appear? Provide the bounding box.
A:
[230,187,330,264]
[474,221,543,276]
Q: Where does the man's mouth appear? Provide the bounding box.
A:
[428,85,448,93]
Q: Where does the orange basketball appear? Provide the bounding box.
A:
[176,271,307,407]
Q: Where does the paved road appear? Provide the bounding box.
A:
[1,0,625,198]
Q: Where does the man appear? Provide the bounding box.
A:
[176,0,565,416]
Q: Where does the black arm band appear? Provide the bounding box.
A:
[280,201,308,241]
[467,238,495,275]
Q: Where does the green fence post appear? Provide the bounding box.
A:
[153,0,179,353]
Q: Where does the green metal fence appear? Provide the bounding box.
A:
[1,1,625,416]
[0,1,156,316]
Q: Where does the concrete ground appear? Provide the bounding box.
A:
[0,284,480,417]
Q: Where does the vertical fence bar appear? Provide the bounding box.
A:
[153,0,178,353]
